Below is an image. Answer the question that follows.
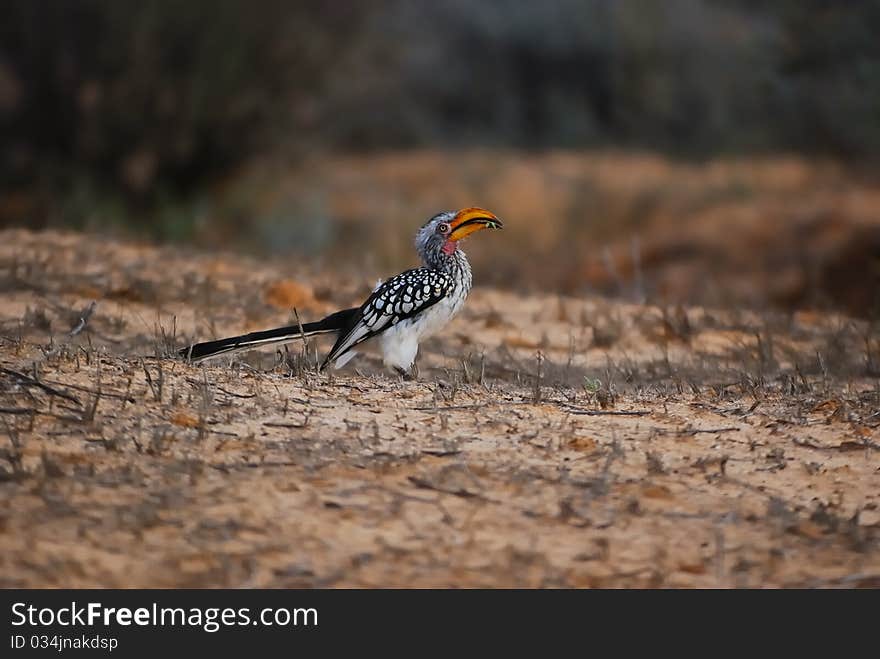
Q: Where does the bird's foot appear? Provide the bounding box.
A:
[394,364,419,381]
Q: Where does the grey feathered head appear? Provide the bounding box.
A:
[415,208,503,268]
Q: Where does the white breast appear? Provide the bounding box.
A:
[379,284,468,371]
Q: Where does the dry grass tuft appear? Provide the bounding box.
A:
[0,230,878,587]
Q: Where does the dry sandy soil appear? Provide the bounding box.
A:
[1,229,878,587]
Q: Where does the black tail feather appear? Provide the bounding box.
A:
[179,307,358,363]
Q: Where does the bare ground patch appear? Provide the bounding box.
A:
[1,229,878,587]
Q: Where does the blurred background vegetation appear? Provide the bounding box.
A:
[1,0,879,314]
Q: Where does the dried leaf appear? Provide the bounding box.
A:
[170,411,200,428]
[264,280,318,310]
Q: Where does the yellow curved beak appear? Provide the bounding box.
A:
[448,207,503,242]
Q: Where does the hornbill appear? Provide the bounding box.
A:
[178,208,503,375]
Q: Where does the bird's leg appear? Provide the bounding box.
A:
[394,364,419,381]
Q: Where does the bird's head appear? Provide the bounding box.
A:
[416,207,503,266]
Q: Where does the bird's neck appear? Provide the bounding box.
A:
[421,249,471,291]
[424,248,468,274]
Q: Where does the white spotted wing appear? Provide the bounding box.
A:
[322,268,452,368]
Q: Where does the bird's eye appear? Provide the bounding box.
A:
[438,223,450,234]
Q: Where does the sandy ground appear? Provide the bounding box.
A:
[0,229,878,587]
